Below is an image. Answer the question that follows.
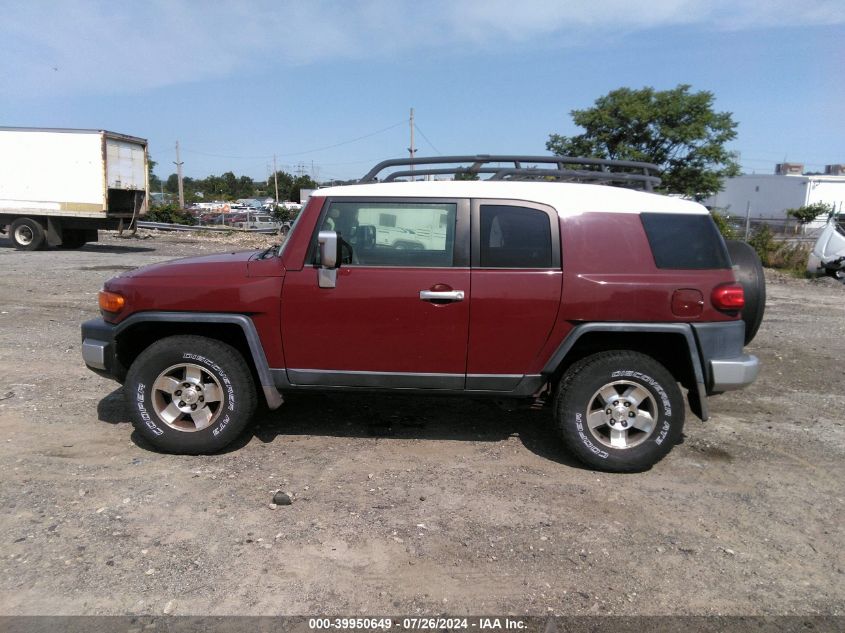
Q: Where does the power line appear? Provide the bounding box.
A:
[414,123,441,155]
[181,148,269,160]
[180,120,407,161]
[280,120,407,157]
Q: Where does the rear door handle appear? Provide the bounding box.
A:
[419,290,465,302]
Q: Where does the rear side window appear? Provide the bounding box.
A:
[480,205,553,268]
[640,213,731,269]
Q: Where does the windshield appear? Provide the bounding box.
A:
[276,204,307,257]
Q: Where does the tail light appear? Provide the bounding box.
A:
[711,283,744,312]
[98,290,125,314]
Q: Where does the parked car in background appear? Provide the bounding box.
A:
[232,214,280,230]
[199,212,226,225]
[807,209,845,282]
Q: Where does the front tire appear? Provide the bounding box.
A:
[554,351,684,472]
[125,335,257,454]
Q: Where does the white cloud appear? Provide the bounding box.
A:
[1,0,841,97]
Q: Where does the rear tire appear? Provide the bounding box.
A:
[10,218,46,251]
[554,351,684,472]
[124,335,257,454]
[726,240,766,344]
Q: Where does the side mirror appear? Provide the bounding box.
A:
[317,231,341,288]
[318,231,342,269]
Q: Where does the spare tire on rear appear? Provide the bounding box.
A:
[725,240,766,345]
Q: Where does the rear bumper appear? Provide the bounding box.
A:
[691,321,760,394]
[710,354,760,392]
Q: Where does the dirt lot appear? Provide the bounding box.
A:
[0,230,842,616]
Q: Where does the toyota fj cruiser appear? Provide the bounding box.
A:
[81,155,763,471]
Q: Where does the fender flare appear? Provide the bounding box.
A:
[542,322,709,421]
[113,312,283,410]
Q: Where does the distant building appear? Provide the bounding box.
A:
[704,163,845,221]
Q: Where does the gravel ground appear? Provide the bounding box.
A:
[0,230,842,616]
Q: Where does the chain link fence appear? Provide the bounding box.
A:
[720,215,826,243]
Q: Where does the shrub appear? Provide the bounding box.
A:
[768,242,811,275]
[748,225,775,264]
[748,224,810,276]
[146,204,197,225]
[785,202,832,226]
[710,212,736,240]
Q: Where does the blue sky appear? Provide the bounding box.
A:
[2,1,843,183]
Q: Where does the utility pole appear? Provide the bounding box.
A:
[744,200,751,241]
[408,107,416,178]
[273,154,279,206]
[174,141,185,209]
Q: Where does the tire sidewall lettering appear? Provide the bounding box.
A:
[135,383,164,436]
[182,352,236,411]
[610,369,672,416]
[575,412,610,459]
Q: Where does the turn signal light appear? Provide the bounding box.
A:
[711,283,744,312]
[98,290,125,313]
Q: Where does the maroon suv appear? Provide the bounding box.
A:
[81,156,763,471]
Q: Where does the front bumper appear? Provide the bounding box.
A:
[710,354,760,392]
[81,318,124,381]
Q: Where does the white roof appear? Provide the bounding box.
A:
[315,181,708,216]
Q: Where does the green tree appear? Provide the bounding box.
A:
[237,175,256,198]
[165,173,179,194]
[546,84,740,199]
[289,175,317,203]
[266,171,294,201]
[786,202,832,225]
[272,205,292,222]
[221,171,238,197]
[148,156,161,191]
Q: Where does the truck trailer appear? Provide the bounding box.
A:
[0,127,149,250]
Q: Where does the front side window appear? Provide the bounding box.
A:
[479,205,553,268]
[320,201,457,267]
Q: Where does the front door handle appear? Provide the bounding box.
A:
[419,290,465,302]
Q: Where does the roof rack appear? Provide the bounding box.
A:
[359,155,662,191]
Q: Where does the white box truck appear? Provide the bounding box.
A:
[0,127,149,250]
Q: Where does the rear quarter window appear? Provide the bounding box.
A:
[640,213,731,270]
